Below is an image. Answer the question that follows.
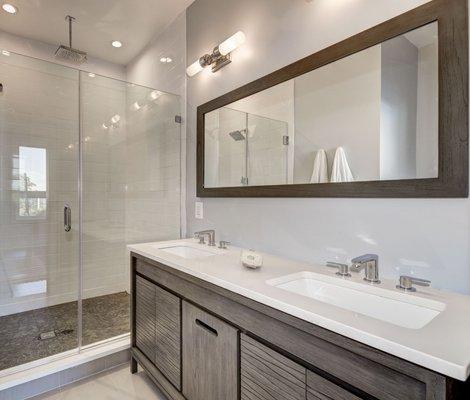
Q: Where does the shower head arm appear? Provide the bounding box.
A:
[65,15,76,49]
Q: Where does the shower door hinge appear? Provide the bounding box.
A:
[175,115,182,124]
[241,176,249,186]
[283,135,289,145]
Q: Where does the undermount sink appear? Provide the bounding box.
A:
[267,271,445,329]
[156,245,218,259]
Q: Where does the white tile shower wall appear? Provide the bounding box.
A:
[124,85,181,251]
[186,0,470,294]
[81,75,128,298]
[126,11,187,237]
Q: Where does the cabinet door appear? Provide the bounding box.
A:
[135,276,181,389]
[155,285,181,390]
[182,301,238,400]
[240,333,306,400]
[307,370,362,400]
[135,276,156,363]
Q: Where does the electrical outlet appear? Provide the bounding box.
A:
[195,201,203,219]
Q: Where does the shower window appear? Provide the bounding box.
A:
[17,146,48,219]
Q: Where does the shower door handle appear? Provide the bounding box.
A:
[64,205,72,232]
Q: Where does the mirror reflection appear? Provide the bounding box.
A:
[204,22,438,188]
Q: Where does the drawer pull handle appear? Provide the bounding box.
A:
[195,319,218,336]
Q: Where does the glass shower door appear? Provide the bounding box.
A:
[0,52,80,371]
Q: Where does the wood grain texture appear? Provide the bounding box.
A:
[154,285,181,390]
[135,276,156,363]
[307,370,361,400]
[196,0,468,198]
[240,334,306,400]
[182,301,238,400]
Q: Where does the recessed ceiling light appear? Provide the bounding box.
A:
[88,72,96,78]
[160,57,172,63]
[2,3,18,14]
[111,41,122,48]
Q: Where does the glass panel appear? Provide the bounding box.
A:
[0,52,79,371]
[247,114,288,186]
[80,72,181,346]
[205,107,247,187]
[204,22,439,187]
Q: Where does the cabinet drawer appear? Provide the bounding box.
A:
[307,370,361,400]
[241,334,306,400]
[136,276,156,363]
[182,301,238,400]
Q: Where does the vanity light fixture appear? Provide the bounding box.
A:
[160,57,172,63]
[88,72,95,78]
[186,31,246,77]
[111,40,122,48]
[1,50,10,56]
[132,101,141,111]
[2,3,17,14]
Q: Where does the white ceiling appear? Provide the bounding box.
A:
[0,0,194,65]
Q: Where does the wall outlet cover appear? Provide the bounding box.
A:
[195,201,203,219]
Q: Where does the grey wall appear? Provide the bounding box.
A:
[186,0,470,294]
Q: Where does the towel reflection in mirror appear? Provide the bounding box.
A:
[310,147,354,183]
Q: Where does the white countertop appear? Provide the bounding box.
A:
[128,239,470,381]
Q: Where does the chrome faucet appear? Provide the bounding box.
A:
[350,254,380,284]
[194,230,216,246]
[396,275,431,292]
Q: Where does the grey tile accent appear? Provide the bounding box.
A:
[104,350,130,369]
[59,358,106,386]
[0,374,60,400]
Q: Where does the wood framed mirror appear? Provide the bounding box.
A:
[197,0,468,198]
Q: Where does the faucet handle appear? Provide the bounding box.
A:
[194,232,205,244]
[326,261,351,277]
[396,275,431,292]
[218,240,230,249]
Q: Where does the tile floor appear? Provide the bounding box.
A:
[0,292,130,370]
[32,364,166,400]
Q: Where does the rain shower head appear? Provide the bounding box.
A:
[55,16,87,64]
[229,129,246,141]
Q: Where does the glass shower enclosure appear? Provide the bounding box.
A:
[0,51,181,373]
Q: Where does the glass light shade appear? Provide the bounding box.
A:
[186,59,204,77]
[218,31,246,56]
[2,3,17,14]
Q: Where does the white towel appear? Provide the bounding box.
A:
[310,149,329,183]
[330,147,354,183]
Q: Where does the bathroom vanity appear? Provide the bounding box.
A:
[129,240,470,400]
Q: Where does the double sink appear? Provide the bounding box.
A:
[154,243,444,330]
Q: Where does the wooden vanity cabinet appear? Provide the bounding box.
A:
[131,254,470,400]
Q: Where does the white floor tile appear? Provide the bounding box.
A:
[33,365,166,400]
